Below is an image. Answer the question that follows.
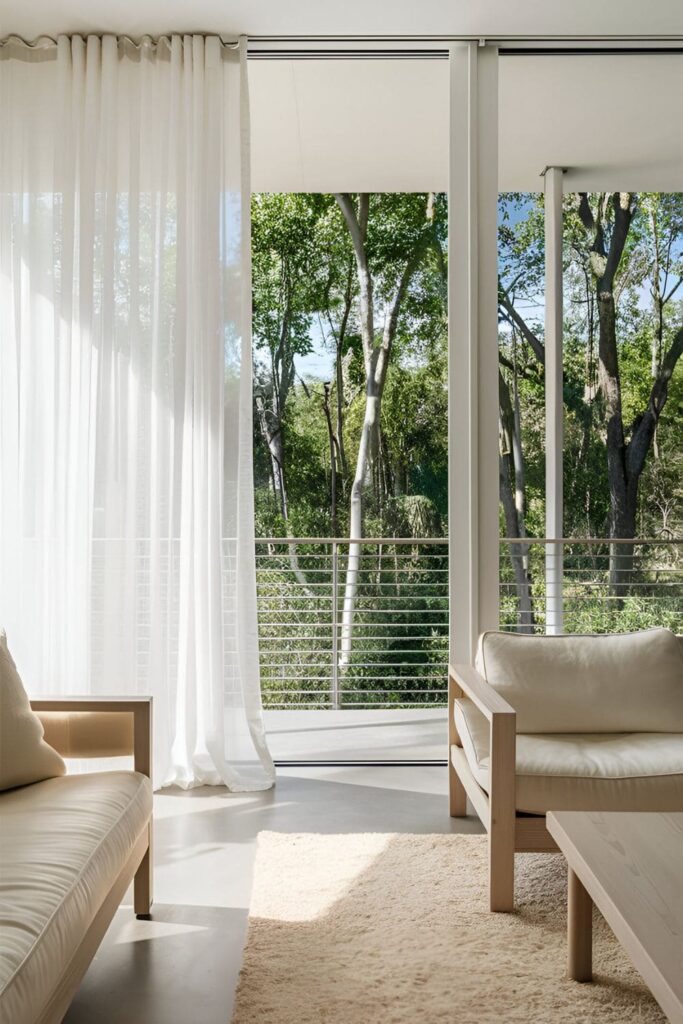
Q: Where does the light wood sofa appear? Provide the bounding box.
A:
[448,628,683,912]
[0,698,153,1024]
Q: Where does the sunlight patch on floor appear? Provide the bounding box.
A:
[250,832,392,923]
[113,918,209,944]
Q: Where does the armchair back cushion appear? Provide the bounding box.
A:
[0,631,66,791]
[475,627,683,734]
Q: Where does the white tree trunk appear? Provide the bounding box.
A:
[339,393,378,668]
[333,192,432,676]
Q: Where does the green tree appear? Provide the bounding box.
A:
[333,192,447,664]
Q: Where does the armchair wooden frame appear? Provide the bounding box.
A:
[448,665,558,911]
[25,697,153,1024]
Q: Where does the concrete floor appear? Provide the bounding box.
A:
[64,766,483,1024]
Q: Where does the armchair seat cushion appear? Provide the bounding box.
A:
[453,697,683,815]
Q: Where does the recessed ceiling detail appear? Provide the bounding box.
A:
[250,55,683,193]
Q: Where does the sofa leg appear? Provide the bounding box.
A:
[449,757,467,817]
[134,825,153,919]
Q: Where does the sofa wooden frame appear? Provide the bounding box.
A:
[27,696,153,1024]
[448,665,558,912]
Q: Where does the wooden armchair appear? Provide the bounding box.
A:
[448,627,683,913]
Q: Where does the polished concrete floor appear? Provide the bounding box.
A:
[65,766,483,1024]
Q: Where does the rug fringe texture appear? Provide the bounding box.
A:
[232,832,665,1023]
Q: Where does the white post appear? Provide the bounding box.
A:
[543,166,564,634]
[448,43,499,665]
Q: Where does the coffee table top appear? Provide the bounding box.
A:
[547,811,683,1023]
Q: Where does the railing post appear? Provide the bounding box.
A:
[331,540,340,710]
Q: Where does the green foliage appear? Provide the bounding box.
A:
[499,190,683,540]
[252,191,449,540]
[253,192,682,708]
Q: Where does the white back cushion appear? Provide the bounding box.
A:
[475,627,683,734]
[0,630,66,791]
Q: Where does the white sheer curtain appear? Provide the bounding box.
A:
[0,34,275,790]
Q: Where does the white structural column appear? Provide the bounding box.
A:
[544,166,565,634]
[448,43,500,664]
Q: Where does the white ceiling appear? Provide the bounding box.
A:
[1,0,683,42]
[2,1,681,193]
[250,55,683,193]
[250,60,449,194]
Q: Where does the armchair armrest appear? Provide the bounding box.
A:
[30,696,152,778]
[448,664,516,879]
[448,663,516,722]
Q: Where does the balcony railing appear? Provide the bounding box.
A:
[256,537,682,710]
[499,537,683,635]
[256,538,449,710]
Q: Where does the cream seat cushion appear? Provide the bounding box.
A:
[453,697,683,815]
[0,771,152,1024]
[475,627,683,734]
[0,630,66,791]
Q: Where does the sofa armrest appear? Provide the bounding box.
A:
[30,697,152,778]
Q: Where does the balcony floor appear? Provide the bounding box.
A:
[264,707,448,761]
[64,764,482,1024]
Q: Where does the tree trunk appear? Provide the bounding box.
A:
[580,195,683,594]
[499,370,536,632]
[597,287,631,590]
[340,386,379,667]
[255,371,309,591]
[334,260,354,483]
[268,419,289,522]
[335,195,377,670]
[334,192,434,669]
[500,461,536,633]
[322,382,338,537]
[609,505,637,602]
[502,193,683,600]
[579,193,636,594]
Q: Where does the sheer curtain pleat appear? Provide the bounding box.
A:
[0,34,275,790]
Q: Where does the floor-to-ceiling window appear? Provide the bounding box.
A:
[246,46,683,762]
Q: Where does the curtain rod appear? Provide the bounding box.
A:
[0,33,240,50]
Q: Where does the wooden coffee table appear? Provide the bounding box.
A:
[547,811,683,1023]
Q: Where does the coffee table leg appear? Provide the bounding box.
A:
[568,868,593,982]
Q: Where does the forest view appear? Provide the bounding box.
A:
[252,192,682,707]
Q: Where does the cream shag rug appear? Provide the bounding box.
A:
[232,832,666,1024]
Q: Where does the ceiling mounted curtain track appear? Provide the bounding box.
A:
[2,34,681,55]
[246,36,683,58]
[248,49,450,59]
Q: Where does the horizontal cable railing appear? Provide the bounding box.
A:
[256,538,448,711]
[256,536,682,711]
[499,537,683,635]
